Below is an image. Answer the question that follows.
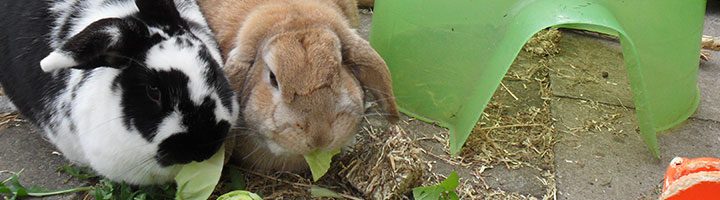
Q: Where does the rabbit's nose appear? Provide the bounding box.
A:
[294,122,308,130]
[310,134,331,149]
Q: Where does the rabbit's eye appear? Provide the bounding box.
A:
[146,85,162,106]
[269,71,279,89]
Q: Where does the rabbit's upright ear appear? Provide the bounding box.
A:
[40,18,150,72]
[135,0,185,30]
[339,30,400,123]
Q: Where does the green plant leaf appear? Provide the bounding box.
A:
[58,165,98,180]
[26,186,94,197]
[413,171,460,200]
[1,171,93,199]
[412,185,443,200]
[174,145,225,200]
[134,193,148,200]
[438,171,459,191]
[304,148,341,181]
[309,185,342,198]
[93,179,115,200]
[0,185,11,193]
[216,190,262,200]
[226,167,246,190]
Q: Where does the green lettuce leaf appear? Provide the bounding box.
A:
[175,145,225,200]
[304,149,341,181]
[413,171,460,200]
[217,190,262,200]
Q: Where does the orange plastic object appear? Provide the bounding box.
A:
[660,157,720,199]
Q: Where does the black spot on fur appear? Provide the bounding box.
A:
[120,69,189,141]
[0,0,67,126]
[63,107,71,118]
[70,70,92,100]
[111,75,122,93]
[157,111,230,166]
[197,47,234,110]
[174,37,186,46]
[112,67,229,166]
[57,1,84,41]
[59,17,156,70]
[68,122,76,133]
[135,0,187,35]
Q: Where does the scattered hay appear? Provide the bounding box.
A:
[451,28,563,199]
[239,168,361,200]
[524,28,562,57]
[462,101,555,169]
[236,124,422,199]
[236,158,365,199]
[702,35,720,51]
[580,101,624,134]
[701,35,718,61]
[341,125,425,199]
[0,112,21,129]
[702,51,712,61]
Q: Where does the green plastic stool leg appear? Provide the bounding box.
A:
[369,0,706,156]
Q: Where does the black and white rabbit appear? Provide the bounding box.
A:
[0,0,238,185]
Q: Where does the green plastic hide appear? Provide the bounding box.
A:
[369,0,707,157]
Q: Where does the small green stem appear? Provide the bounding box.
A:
[27,186,94,197]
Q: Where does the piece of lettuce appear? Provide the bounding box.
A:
[304,149,341,181]
[217,190,262,200]
[413,171,460,200]
[174,145,225,200]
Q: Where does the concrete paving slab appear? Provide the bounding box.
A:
[552,98,720,200]
[388,114,550,198]
[695,63,720,122]
[0,121,82,200]
[695,1,720,122]
[548,32,634,108]
[552,5,720,198]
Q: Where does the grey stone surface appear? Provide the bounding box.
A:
[548,32,634,108]
[552,98,720,199]
[695,62,720,122]
[554,4,720,199]
[695,0,720,122]
[0,121,82,200]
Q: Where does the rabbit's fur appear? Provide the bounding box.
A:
[199,0,399,171]
[0,0,238,185]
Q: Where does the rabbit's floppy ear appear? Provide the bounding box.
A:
[224,47,256,98]
[223,13,270,101]
[40,18,151,72]
[339,30,400,123]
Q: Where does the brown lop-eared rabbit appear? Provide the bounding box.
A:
[198,0,399,172]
